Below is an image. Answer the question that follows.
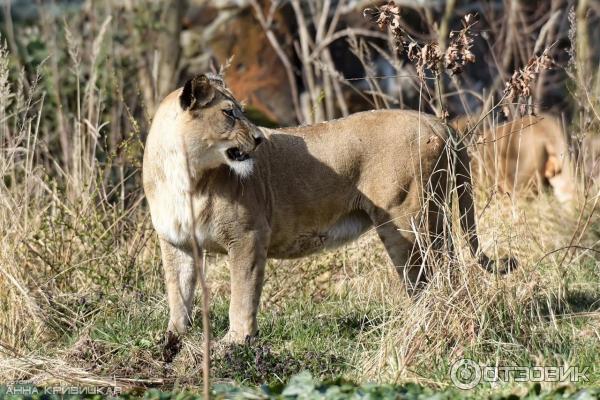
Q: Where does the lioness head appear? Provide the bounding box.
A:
[177,74,264,177]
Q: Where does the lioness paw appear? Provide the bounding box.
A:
[162,330,182,363]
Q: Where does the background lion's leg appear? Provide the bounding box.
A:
[225,232,268,343]
[159,238,198,335]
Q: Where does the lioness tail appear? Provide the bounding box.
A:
[454,142,517,274]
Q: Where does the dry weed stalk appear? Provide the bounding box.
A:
[364,2,478,120]
[182,117,212,397]
[503,48,554,116]
[364,3,477,80]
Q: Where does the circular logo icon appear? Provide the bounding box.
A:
[450,358,481,390]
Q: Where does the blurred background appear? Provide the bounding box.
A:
[1,0,599,198]
[1,0,599,182]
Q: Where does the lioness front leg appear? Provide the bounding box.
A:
[224,232,268,343]
[159,238,198,335]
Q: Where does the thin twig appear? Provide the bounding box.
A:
[249,0,303,123]
[183,147,211,399]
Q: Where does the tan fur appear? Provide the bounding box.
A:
[452,114,576,202]
[144,75,512,345]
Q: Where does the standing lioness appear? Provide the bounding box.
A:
[143,74,513,345]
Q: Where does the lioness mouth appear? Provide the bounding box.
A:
[226,147,250,162]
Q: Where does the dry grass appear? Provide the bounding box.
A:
[0,0,599,395]
[2,174,599,391]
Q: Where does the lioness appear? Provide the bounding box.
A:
[452,114,575,202]
[143,74,513,346]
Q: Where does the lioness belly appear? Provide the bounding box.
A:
[267,210,372,259]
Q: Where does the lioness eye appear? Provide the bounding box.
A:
[222,109,235,119]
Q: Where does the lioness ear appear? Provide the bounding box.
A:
[180,74,215,110]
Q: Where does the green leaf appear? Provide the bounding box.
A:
[281,371,317,397]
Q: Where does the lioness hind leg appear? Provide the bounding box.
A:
[373,219,426,294]
[159,238,198,335]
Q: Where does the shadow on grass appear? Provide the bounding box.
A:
[335,311,386,335]
[535,289,600,316]
[562,290,600,313]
